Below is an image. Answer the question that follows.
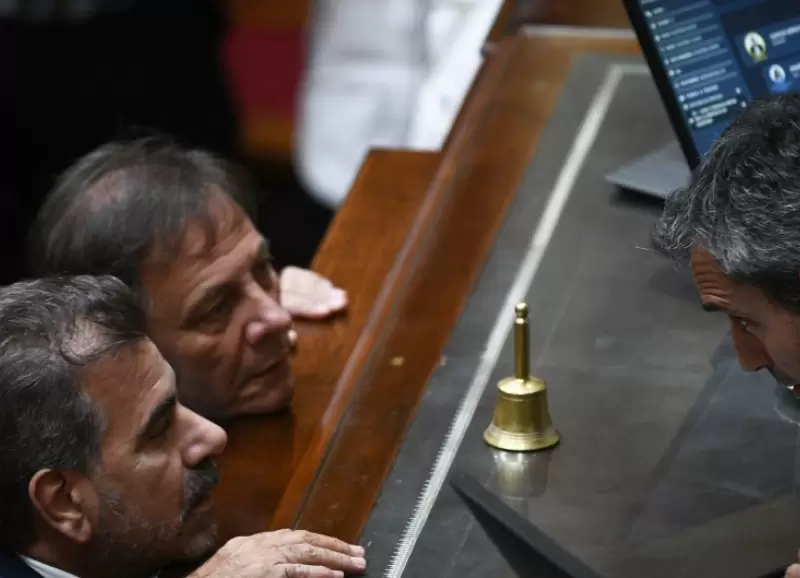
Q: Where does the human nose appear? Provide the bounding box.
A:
[730,319,771,372]
[181,406,228,467]
[243,281,292,346]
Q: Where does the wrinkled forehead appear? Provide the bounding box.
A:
[138,193,265,317]
[689,245,732,297]
[150,190,250,262]
[141,193,258,280]
[689,245,768,312]
[181,192,251,257]
[80,339,169,432]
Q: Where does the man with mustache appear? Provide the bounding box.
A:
[0,275,366,578]
[653,92,800,576]
[29,139,347,419]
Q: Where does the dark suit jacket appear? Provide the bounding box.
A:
[0,553,44,577]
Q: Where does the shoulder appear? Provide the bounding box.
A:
[0,553,43,578]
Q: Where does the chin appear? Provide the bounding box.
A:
[229,378,293,416]
[181,522,221,563]
[258,378,294,414]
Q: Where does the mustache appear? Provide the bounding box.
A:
[182,459,219,517]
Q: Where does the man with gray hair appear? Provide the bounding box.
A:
[29,139,347,420]
[653,91,800,576]
[654,92,800,394]
[0,275,366,578]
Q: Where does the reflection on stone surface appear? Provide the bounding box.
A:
[774,383,800,427]
[626,336,800,544]
[490,450,552,505]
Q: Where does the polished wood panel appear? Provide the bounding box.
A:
[509,0,631,29]
[213,150,441,538]
[485,0,517,54]
[485,0,634,56]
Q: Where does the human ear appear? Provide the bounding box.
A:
[28,469,95,544]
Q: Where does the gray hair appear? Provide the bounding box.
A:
[653,92,800,311]
[28,137,257,287]
[0,275,148,551]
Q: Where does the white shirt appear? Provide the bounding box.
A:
[20,555,158,578]
[295,0,503,209]
[295,0,430,209]
[19,556,79,578]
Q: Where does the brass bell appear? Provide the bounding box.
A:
[483,302,560,452]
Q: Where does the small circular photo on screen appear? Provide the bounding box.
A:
[769,64,787,84]
[743,31,768,63]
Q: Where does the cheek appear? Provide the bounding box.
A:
[100,455,183,517]
[152,322,232,372]
[731,322,770,371]
[763,325,800,377]
[133,452,188,517]
[145,456,183,501]
[151,325,245,408]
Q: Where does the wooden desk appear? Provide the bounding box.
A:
[493,0,632,37]
[213,30,640,547]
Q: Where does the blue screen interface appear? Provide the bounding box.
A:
[638,0,800,157]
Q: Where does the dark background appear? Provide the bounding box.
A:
[5,0,331,286]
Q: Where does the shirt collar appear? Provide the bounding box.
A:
[18,556,80,578]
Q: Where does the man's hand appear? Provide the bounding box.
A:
[786,550,800,578]
[280,267,348,320]
[191,529,366,578]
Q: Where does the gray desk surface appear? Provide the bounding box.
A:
[361,55,800,578]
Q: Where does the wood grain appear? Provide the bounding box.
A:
[508,0,632,30]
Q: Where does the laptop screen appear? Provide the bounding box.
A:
[629,0,800,165]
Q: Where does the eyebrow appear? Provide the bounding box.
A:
[135,391,178,447]
[702,303,751,319]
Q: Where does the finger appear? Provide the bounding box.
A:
[328,288,348,311]
[786,564,800,578]
[285,300,332,319]
[281,565,344,578]
[281,267,332,294]
[280,270,347,318]
[278,544,366,572]
[286,530,364,556]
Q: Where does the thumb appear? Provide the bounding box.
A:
[786,563,800,578]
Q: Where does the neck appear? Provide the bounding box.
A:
[23,542,153,578]
[23,542,84,576]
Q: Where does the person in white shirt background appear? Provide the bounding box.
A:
[296,0,504,209]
